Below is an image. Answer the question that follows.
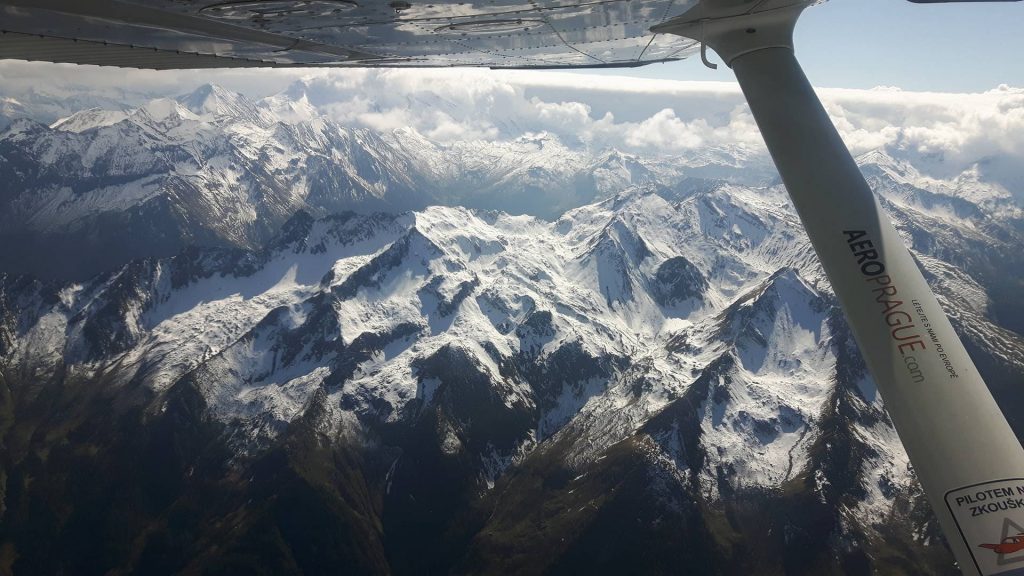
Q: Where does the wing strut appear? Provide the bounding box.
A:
[656,5,1024,575]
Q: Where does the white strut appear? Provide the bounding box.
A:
[655,3,1024,575]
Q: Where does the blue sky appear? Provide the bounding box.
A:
[575,0,1023,92]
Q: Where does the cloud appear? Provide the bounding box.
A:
[275,68,1024,176]
[817,84,1024,177]
[1,60,1021,178]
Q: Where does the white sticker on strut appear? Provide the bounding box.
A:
[946,479,1024,576]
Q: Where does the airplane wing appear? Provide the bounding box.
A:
[0,0,706,70]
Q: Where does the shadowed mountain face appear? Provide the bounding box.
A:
[0,87,1023,575]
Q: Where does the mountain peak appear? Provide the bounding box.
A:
[744,267,818,307]
[282,80,312,102]
[132,98,199,123]
[185,82,219,97]
[177,83,256,121]
[714,267,818,332]
[856,147,898,167]
[260,83,318,124]
[51,107,128,133]
[513,131,561,148]
[0,117,48,140]
[856,147,920,182]
[0,96,27,116]
[181,83,236,101]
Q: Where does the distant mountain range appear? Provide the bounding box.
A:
[0,84,1023,574]
[0,83,780,280]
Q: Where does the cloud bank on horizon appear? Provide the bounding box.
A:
[1,60,1022,179]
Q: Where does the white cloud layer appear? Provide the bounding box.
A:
[1,60,1021,179]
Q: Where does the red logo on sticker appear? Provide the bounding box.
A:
[979,533,1024,555]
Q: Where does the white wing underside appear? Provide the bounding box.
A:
[0,0,723,69]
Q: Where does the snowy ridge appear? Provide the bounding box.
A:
[4,181,1022,532]
[0,82,783,281]
[5,81,1019,283]
[2,82,1024,573]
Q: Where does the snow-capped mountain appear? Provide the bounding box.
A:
[6,83,1013,286]
[1,82,1023,574]
[0,87,147,130]
[0,85,447,280]
[2,167,1023,573]
[0,84,776,280]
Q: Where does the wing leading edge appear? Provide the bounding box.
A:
[0,0,705,69]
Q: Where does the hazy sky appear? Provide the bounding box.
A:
[574,0,1024,92]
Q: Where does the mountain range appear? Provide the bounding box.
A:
[0,83,778,280]
[0,83,1023,574]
